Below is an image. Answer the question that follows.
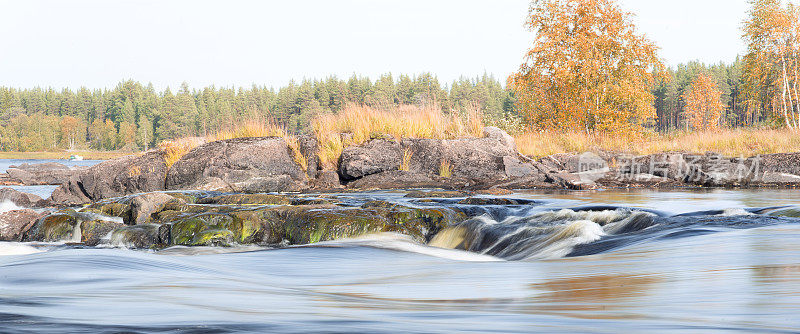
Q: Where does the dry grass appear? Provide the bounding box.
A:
[515,128,800,158]
[439,158,452,178]
[212,119,288,141]
[158,119,310,171]
[312,104,484,169]
[399,149,412,171]
[158,137,206,168]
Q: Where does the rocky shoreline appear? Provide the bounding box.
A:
[2,127,800,246]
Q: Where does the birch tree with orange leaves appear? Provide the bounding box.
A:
[742,0,800,128]
[682,73,726,130]
[509,0,664,133]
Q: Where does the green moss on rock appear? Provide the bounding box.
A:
[23,211,78,242]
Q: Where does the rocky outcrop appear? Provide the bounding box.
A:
[166,137,308,193]
[338,138,403,181]
[49,150,169,205]
[0,187,44,207]
[5,162,79,185]
[339,127,546,189]
[0,209,45,241]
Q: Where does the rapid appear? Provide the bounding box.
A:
[2,189,800,333]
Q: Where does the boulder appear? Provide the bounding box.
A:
[22,211,79,242]
[0,209,45,241]
[296,134,321,179]
[340,127,525,186]
[338,138,403,180]
[108,224,163,248]
[401,128,518,180]
[80,220,126,246]
[130,192,182,225]
[346,170,444,190]
[49,151,168,205]
[0,188,44,207]
[309,170,344,190]
[166,137,307,193]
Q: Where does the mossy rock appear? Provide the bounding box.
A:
[87,202,133,222]
[152,209,186,224]
[166,213,263,246]
[167,192,199,204]
[23,211,78,242]
[193,229,234,246]
[78,207,105,215]
[81,220,125,246]
[387,207,467,241]
[361,200,402,209]
[766,207,800,218]
[280,208,393,244]
[109,224,162,248]
[196,193,293,205]
[290,197,339,206]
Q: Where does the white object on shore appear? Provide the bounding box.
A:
[69,155,84,161]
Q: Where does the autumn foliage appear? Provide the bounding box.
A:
[742,0,800,128]
[682,73,726,130]
[509,0,664,134]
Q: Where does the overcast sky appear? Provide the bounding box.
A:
[0,0,753,90]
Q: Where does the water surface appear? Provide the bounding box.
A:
[1,189,799,333]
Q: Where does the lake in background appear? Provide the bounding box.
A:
[1,159,104,198]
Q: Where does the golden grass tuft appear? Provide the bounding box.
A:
[515,128,800,158]
[159,137,207,168]
[399,149,412,171]
[312,104,484,169]
[439,158,452,178]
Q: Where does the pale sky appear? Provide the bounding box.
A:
[0,0,751,90]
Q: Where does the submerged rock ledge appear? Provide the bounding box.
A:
[6,191,471,248]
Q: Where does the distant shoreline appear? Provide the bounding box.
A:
[0,151,131,160]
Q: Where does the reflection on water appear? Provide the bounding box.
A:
[0,190,799,333]
[519,188,800,214]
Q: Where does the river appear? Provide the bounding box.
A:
[1,179,800,332]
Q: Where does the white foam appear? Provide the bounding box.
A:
[521,220,605,260]
[0,242,42,256]
[0,200,22,214]
[314,233,503,262]
[719,208,754,216]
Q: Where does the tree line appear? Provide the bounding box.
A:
[0,73,517,151]
[510,0,798,134]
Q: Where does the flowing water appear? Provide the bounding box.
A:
[2,189,800,333]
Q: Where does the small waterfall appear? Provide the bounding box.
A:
[429,209,657,260]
